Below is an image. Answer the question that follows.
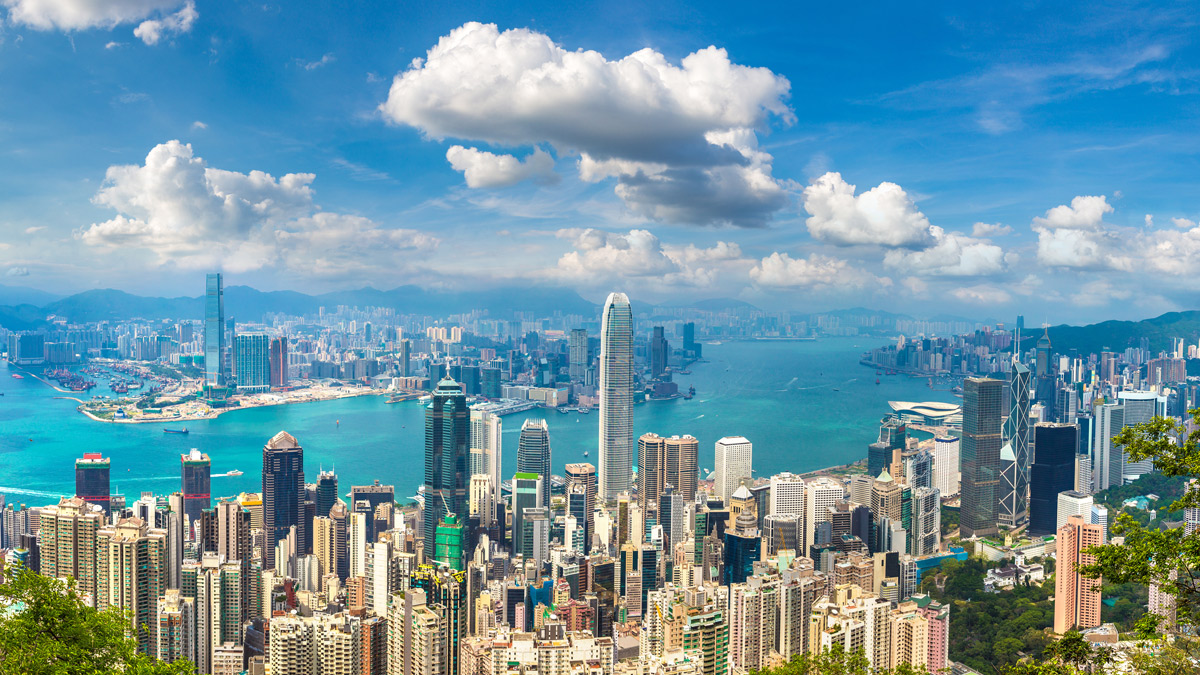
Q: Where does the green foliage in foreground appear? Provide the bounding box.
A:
[0,566,193,675]
[1079,408,1200,642]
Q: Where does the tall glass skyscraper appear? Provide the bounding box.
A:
[960,377,1003,538]
[1029,423,1079,535]
[424,377,470,545]
[262,430,305,564]
[599,292,633,500]
[517,419,551,508]
[999,361,1031,528]
[204,273,225,388]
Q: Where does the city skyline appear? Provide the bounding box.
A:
[4,3,1200,673]
[1,4,1199,323]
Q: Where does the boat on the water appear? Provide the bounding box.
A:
[164,428,189,434]
[227,469,243,476]
[11,374,24,379]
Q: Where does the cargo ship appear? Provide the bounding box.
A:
[163,428,189,434]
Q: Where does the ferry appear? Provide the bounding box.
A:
[11,373,24,379]
[227,469,244,477]
[164,428,189,434]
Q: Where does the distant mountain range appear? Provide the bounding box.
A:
[1044,311,1200,355]
[0,285,600,328]
[3,281,1200,357]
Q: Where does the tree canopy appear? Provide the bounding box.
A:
[0,566,193,675]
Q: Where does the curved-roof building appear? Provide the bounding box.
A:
[888,400,963,426]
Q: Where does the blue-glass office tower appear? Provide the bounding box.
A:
[724,527,760,585]
[204,273,225,387]
[424,378,470,546]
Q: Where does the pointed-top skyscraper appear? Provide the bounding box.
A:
[424,377,470,546]
[599,292,633,501]
[999,361,1031,528]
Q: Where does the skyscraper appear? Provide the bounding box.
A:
[517,419,552,508]
[650,326,668,379]
[39,497,105,606]
[1054,515,1103,634]
[262,431,305,566]
[181,449,211,525]
[565,462,596,551]
[1029,423,1079,535]
[316,469,338,519]
[599,291,634,500]
[204,273,225,388]
[714,436,753,505]
[235,333,271,393]
[269,336,288,388]
[638,433,667,513]
[999,362,1031,528]
[960,377,1003,538]
[568,328,588,382]
[470,410,502,497]
[665,435,699,501]
[511,473,542,558]
[75,452,111,516]
[424,377,470,546]
[868,418,906,479]
[97,517,167,654]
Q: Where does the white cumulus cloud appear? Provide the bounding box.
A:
[803,172,935,248]
[380,22,793,227]
[883,227,1006,277]
[4,0,196,42]
[550,228,743,287]
[971,222,1012,237]
[1031,195,1117,269]
[750,252,888,290]
[446,146,558,188]
[132,0,194,45]
[79,140,435,278]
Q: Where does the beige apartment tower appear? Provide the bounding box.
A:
[1054,515,1103,634]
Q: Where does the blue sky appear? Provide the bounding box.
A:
[1,1,1199,323]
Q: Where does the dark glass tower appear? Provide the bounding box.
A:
[181,449,212,525]
[1029,423,1079,535]
[316,469,338,518]
[424,377,469,546]
[517,419,552,508]
[204,273,225,388]
[262,430,305,566]
[960,377,1003,538]
[723,528,760,585]
[650,326,668,379]
[75,452,111,516]
[868,418,906,478]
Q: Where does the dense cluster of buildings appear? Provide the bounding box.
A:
[0,287,970,675]
[15,285,1200,672]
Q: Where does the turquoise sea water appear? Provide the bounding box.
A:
[0,340,957,506]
